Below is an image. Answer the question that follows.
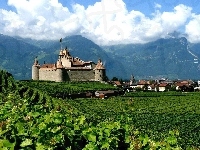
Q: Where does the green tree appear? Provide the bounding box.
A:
[111,77,118,81]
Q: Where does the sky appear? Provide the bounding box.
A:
[0,0,200,45]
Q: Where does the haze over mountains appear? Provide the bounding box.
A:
[0,33,200,80]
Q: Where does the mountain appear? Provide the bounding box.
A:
[103,37,200,80]
[0,34,126,80]
[1,33,200,80]
[0,34,44,80]
[14,36,56,50]
[29,35,127,79]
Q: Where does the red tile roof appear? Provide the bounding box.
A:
[175,83,188,87]
[65,67,92,70]
[159,83,168,87]
[72,58,84,66]
[137,80,148,85]
[40,64,54,68]
[113,81,121,86]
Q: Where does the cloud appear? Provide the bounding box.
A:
[185,14,200,43]
[154,3,161,9]
[0,0,198,45]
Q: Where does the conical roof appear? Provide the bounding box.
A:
[94,59,105,70]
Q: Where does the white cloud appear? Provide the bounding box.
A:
[161,5,191,30]
[0,0,198,45]
[154,3,161,9]
[185,14,200,43]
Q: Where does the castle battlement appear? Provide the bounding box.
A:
[32,47,106,82]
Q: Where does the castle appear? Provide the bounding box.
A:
[32,48,106,82]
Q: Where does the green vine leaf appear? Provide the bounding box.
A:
[20,139,33,147]
[0,139,15,149]
[87,133,96,142]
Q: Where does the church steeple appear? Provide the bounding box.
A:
[130,74,135,85]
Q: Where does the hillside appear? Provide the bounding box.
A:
[1,70,194,149]
[1,34,200,80]
[27,35,127,79]
[103,37,200,79]
[0,34,126,80]
[0,34,44,80]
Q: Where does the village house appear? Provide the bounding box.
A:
[157,83,170,92]
[136,80,150,89]
[147,84,157,91]
[112,81,122,87]
[174,80,194,91]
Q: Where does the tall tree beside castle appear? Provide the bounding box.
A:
[32,47,106,82]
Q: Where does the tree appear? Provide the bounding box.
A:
[103,76,109,82]
[111,77,118,81]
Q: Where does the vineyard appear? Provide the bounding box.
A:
[0,70,200,149]
[18,80,118,98]
[67,92,200,148]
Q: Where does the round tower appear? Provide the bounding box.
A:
[32,57,40,80]
[94,59,106,81]
[56,59,64,82]
[56,68,64,82]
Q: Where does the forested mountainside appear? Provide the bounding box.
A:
[1,34,125,80]
[103,37,200,79]
[0,34,43,79]
[1,34,200,80]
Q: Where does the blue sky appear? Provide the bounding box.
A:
[2,0,200,15]
[0,0,200,45]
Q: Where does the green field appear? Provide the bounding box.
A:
[67,92,200,148]
[1,73,200,149]
[18,80,117,96]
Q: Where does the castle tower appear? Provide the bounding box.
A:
[94,59,106,81]
[32,57,40,80]
[56,59,64,82]
[59,48,72,67]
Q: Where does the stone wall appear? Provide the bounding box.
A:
[39,68,95,82]
[66,69,95,81]
[39,69,63,82]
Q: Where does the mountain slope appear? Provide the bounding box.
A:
[43,35,127,79]
[1,34,200,80]
[0,34,126,80]
[0,34,44,80]
[103,37,200,79]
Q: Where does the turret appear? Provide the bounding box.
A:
[58,47,72,67]
[94,59,106,81]
[56,59,64,82]
[32,57,40,80]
